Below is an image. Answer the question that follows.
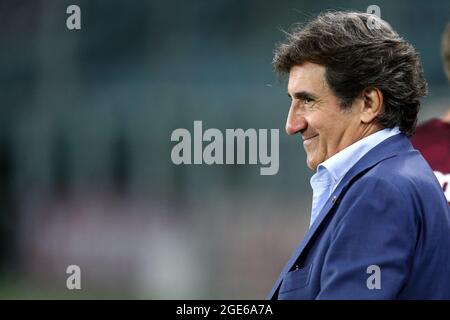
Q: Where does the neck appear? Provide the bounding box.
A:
[358,123,383,141]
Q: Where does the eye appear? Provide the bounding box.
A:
[301,97,315,107]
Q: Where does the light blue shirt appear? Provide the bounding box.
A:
[309,127,401,227]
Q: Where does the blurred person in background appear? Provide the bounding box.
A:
[268,11,450,300]
[412,22,450,203]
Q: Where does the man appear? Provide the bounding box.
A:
[412,23,450,204]
[268,11,450,299]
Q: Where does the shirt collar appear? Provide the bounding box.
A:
[317,127,401,186]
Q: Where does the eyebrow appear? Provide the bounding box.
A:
[287,91,318,100]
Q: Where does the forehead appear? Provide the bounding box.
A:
[287,62,327,94]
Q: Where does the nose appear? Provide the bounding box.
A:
[285,106,307,135]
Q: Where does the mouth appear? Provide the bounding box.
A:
[302,134,318,141]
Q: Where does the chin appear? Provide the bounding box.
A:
[306,159,318,171]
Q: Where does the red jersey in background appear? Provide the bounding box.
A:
[411,118,450,203]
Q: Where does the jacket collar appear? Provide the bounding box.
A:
[268,133,413,299]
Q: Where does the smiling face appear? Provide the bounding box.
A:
[286,62,374,171]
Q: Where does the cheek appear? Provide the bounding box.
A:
[305,137,321,159]
[316,137,326,158]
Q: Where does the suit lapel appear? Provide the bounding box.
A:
[268,134,413,299]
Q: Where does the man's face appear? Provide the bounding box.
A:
[286,62,364,171]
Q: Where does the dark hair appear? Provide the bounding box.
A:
[273,11,427,136]
[442,22,450,82]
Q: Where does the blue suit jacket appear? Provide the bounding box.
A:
[268,134,450,299]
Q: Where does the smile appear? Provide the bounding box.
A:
[303,134,318,141]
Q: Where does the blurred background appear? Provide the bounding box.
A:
[0,0,448,299]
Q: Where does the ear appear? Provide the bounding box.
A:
[360,87,383,124]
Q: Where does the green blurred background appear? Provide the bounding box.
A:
[0,0,448,299]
